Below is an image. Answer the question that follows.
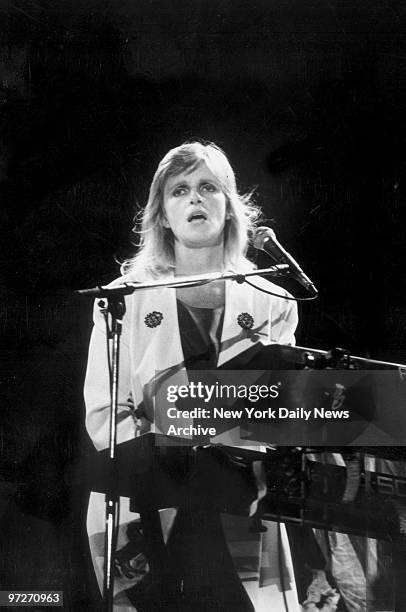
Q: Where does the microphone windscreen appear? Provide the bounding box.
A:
[252,226,276,250]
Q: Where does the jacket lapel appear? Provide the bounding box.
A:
[218,279,266,367]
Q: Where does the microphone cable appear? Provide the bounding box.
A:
[244,277,319,301]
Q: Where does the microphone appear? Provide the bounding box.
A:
[253,226,318,296]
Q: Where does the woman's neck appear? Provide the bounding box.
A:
[174,243,224,276]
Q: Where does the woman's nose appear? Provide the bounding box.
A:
[189,187,202,203]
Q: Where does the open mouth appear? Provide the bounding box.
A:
[187,211,207,222]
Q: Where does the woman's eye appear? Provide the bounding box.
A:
[202,183,216,192]
[173,186,187,196]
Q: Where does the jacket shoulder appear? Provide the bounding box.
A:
[246,274,294,300]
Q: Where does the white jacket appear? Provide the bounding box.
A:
[84,273,298,451]
[84,272,301,611]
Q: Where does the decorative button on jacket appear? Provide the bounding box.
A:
[144,311,163,328]
[237,312,254,330]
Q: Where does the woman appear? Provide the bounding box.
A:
[84,142,300,611]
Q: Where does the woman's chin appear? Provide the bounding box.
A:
[176,233,224,250]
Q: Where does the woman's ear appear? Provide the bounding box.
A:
[162,213,171,228]
[225,200,232,220]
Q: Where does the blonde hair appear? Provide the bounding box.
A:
[121,141,260,279]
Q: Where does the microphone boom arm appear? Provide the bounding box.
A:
[77,265,290,298]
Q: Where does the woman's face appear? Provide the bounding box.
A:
[162,162,228,249]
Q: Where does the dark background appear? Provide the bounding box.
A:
[0,0,405,609]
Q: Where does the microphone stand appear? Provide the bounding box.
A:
[80,264,290,612]
[97,294,126,612]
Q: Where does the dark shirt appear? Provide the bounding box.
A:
[177,299,224,370]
